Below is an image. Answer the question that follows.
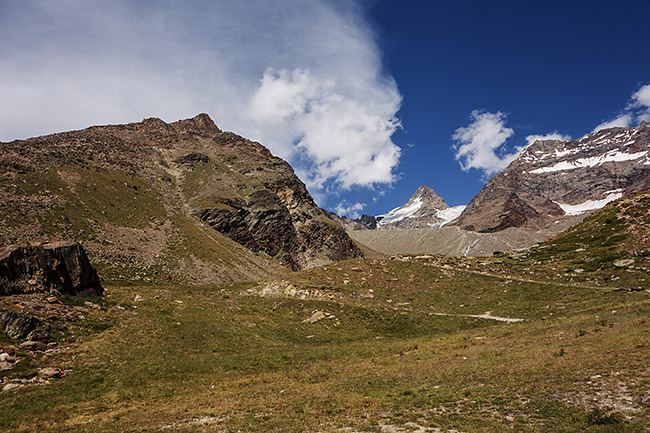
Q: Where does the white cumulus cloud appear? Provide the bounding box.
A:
[248,68,401,190]
[453,111,571,177]
[452,110,519,176]
[0,0,402,205]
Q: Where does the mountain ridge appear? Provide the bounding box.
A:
[0,113,362,282]
[452,121,650,232]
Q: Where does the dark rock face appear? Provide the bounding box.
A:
[193,191,302,270]
[357,214,378,230]
[0,241,102,296]
[476,193,541,233]
[173,152,210,169]
[454,122,650,232]
[194,179,363,271]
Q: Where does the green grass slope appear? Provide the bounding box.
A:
[1,193,649,432]
[0,115,302,284]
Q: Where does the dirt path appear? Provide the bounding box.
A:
[431,311,523,323]
[440,264,617,292]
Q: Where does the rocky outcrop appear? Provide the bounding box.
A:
[194,178,363,271]
[320,209,377,231]
[0,241,102,296]
[0,309,41,339]
[453,122,650,232]
[193,191,302,270]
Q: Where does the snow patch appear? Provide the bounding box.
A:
[531,150,648,174]
[463,239,478,257]
[377,197,423,226]
[554,192,623,216]
[432,205,466,227]
[554,148,578,158]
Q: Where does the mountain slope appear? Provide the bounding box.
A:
[532,189,650,263]
[453,121,650,233]
[0,114,361,283]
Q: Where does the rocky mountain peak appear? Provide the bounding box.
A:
[452,122,650,233]
[170,113,222,135]
[406,185,448,209]
[0,114,362,282]
[375,185,464,230]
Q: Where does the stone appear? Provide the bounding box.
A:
[0,353,13,363]
[303,311,328,324]
[0,241,103,296]
[0,309,40,339]
[84,300,101,310]
[19,340,47,352]
[27,327,52,342]
[2,383,22,392]
[509,252,527,260]
[613,258,635,268]
[37,367,62,379]
[0,361,13,371]
[2,346,15,356]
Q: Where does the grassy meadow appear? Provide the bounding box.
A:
[2,253,648,432]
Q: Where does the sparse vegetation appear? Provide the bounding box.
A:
[1,244,649,431]
[1,122,650,431]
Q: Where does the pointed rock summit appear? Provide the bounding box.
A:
[376,185,464,229]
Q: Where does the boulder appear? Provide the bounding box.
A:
[2,383,22,392]
[27,327,52,343]
[613,258,635,268]
[19,340,48,352]
[37,367,62,379]
[0,309,40,340]
[0,241,102,296]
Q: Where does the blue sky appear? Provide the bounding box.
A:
[363,0,650,211]
[1,0,649,217]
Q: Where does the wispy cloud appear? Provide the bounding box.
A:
[334,201,365,219]
[593,83,650,131]
[0,0,402,204]
[633,83,650,123]
[524,132,571,146]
